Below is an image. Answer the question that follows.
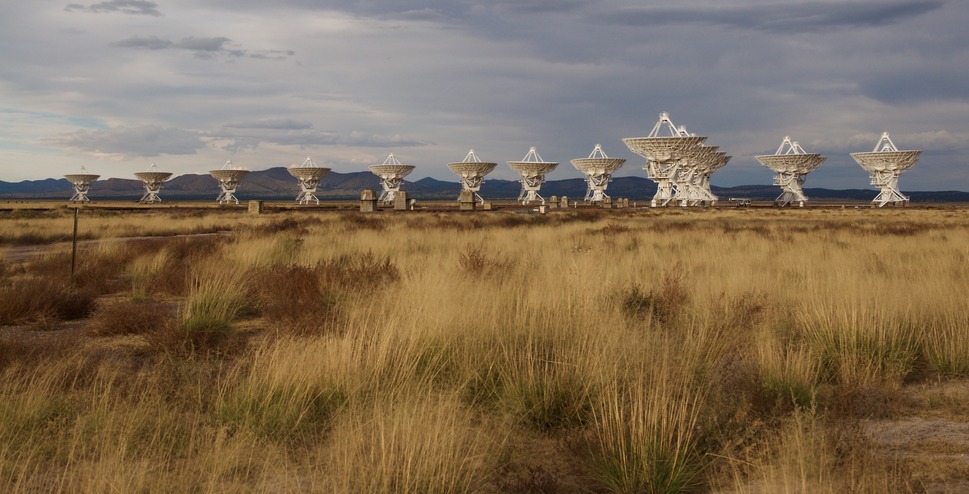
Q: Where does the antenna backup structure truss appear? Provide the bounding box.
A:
[850,133,921,207]
[209,161,250,205]
[570,144,626,203]
[134,163,173,204]
[288,157,330,205]
[507,147,558,205]
[755,136,826,207]
[369,153,415,204]
[448,149,497,202]
[622,112,711,207]
[64,167,100,202]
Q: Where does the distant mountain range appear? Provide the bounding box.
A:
[2,167,968,203]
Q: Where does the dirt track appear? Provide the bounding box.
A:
[0,232,230,264]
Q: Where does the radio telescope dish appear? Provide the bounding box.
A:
[850,132,921,207]
[448,149,497,202]
[623,112,708,207]
[64,166,100,202]
[756,136,826,207]
[288,157,330,205]
[507,147,558,205]
[677,147,729,207]
[209,161,250,205]
[369,153,415,204]
[134,163,173,204]
[570,144,626,203]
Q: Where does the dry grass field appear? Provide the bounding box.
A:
[1,204,968,493]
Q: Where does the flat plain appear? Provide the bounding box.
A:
[1,204,967,493]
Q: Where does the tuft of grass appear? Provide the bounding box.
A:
[588,360,705,494]
[323,393,500,493]
[127,250,173,300]
[181,260,251,333]
[753,331,820,413]
[216,356,346,443]
[924,313,969,376]
[473,336,594,431]
[799,305,922,390]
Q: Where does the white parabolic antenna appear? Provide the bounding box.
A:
[850,132,921,207]
[134,163,173,204]
[209,161,250,205]
[755,136,826,207]
[622,112,709,207]
[64,166,100,202]
[369,153,415,204]
[507,147,558,205]
[678,145,730,207]
[570,144,626,203]
[447,149,497,202]
[288,157,330,205]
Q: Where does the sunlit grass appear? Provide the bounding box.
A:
[1,205,967,491]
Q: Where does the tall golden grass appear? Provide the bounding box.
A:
[1,206,967,492]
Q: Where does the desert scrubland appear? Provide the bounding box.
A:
[1,205,968,493]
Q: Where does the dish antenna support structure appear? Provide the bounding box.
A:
[210,161,250,205]
[64,167,100,202]
[623,112,709,207]
[507,147,558,205]
[850,133,921,207]
[288,157,330,205]
[134,163,173,204]
[447,149,497,203]
[570,144,626,203]
[369,153,415,204]
[755,136,826,207]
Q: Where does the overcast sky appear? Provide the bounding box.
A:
[1,0,967,190]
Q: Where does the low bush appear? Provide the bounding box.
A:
[458,246,513,278]
[250,264,338,336]
[145,318,248,357]
[620,272,690,326]
[0,277,96,326]
[88,299,169,336]
[317,251,400,291]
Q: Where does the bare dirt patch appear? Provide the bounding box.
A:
[864,380,969,493]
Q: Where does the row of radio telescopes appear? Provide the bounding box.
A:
[62,112,922,208]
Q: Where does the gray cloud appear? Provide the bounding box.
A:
[224,119,314,130]
[44,126,207,157]
[111,36,172,50]
[860,71,969,104]
[175,36,231,52]
[599,1,945,33]
[111,35,292,60]
[64,0,162,16]
[216,128,430,153]
[1,0,967,190]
